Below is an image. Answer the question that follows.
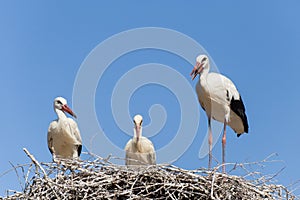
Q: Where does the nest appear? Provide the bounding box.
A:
[2,149,298,200]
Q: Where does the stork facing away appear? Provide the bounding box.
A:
[47,97,82,161]
[124,115,156,166]
[190,55,248,172]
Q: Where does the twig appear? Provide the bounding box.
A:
[8,161,24,191]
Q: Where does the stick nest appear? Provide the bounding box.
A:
[2,149,298,200]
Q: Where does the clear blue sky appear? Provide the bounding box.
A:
[1,1,300,197]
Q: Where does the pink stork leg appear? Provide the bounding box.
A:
[208,118,212,169]
[222,121,227,173]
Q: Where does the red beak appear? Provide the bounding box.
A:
[135,125,141,142]
[190,62,204,80]
[62,104,77,118]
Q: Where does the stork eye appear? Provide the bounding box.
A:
[140,120,143,125]
[202,57,207,62]
[56,100,63,105]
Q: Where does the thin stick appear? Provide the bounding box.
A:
[8,161,24,191]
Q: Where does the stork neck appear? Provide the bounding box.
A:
[55,108,67,120]
[200,63,210,78]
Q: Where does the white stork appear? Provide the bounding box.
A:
[124,114,156,166]
[47,97,82,161]
[190,55,248,172]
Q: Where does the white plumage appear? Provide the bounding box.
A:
[124,115,156,166]
[191,55,248,172]
[47,97,82,160]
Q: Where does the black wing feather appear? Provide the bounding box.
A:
[77,145,82,157]
[230,95,249,133]
[48,148,54,155]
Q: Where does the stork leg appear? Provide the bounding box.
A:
[208,118,212,169]
[222,121,227,173]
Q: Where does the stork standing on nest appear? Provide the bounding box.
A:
[190,55,249,172]
[47,97,82,161]
[124,114,156,166]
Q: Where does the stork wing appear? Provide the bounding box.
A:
[147,151,156,165]
[206,72,240,105]
[207,72,248,134]
[66,118,82,156]
[124,139,133,165]
[66,118,82,144]
[124,139,132,152]
[47,120,57,155]
[141,138,156,165]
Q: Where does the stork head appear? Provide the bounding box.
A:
[54,97,77,118]
[190,54,209,80]
[133,114,143,141]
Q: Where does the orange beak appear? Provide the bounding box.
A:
[190,62,204,80]
[62,104,77,118]
[135,125,141,141]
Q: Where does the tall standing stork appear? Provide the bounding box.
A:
[190,55,248,172]
[124,114,156,166]
[47,97,82,161]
